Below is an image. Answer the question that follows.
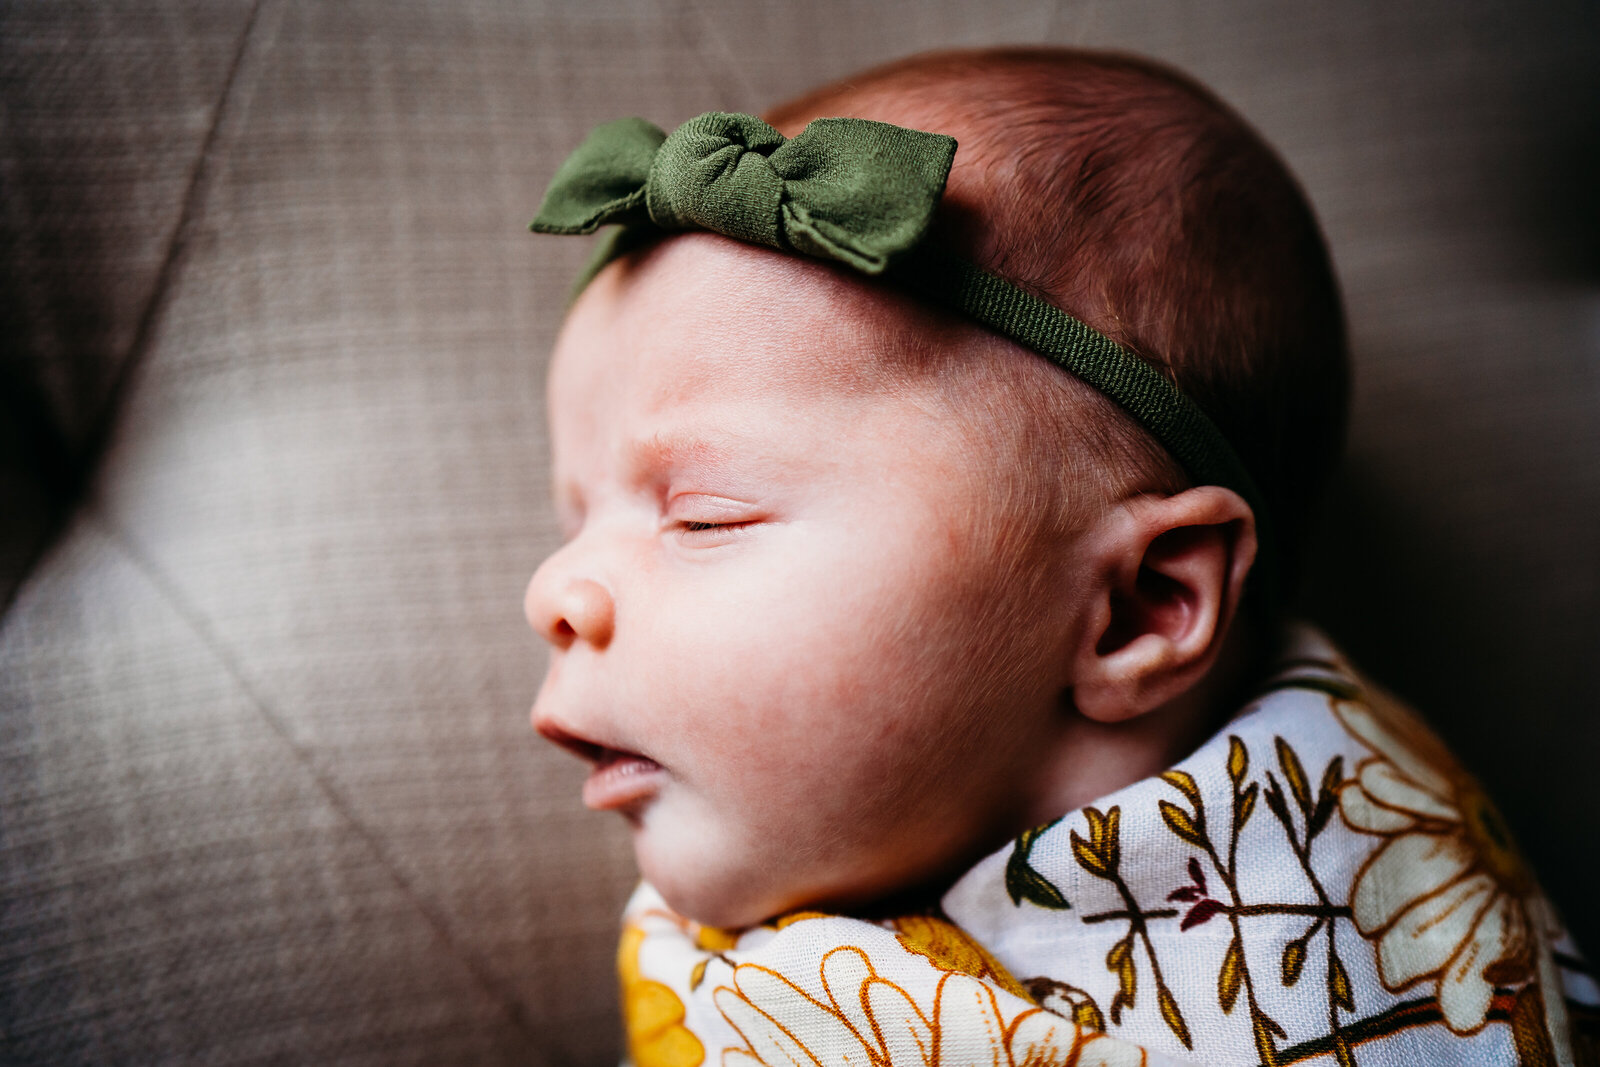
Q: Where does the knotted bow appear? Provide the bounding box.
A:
[531,112,957,275]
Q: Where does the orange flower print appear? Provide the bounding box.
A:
[714,944,1146,1066]
[1335,692,1540,1035]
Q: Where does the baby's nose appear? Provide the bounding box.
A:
[524,562,615,650]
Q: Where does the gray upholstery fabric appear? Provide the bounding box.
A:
[2,517,547,1063]
[2,1,1595,1063]
[0,2,255,608]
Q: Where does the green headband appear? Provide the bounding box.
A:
[531,111,1278,613]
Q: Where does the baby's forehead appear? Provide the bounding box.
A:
[562,234,985,405]
[549,232,1095,509]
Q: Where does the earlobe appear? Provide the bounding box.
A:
[1072,486,1257,723]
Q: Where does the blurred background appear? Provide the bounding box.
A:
[2,1,1595,1063]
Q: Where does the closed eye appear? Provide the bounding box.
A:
[671,516,762,546]
[676,519,756,535]
[666,493,764,544]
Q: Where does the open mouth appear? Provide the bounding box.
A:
[582,748,663,813]
[536,721,663,814]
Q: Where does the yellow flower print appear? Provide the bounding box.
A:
[890,915,1033,1001]
[713,944,1146,1066]
[1334,692,1536,1034]
[620,923,706,1067]
[694,923,742,953]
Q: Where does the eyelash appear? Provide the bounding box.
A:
[673,516,759,543]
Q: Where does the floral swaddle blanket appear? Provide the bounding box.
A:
[618,628,1599,1066]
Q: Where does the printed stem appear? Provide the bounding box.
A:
[1082,907,1179,925]
[1271,993,1518,1065]
[1087,903,1347,926]
[1205,777,1280,1066]
[1328,922,1356,1067]
[1265,770,1354,1065]
[1234,903,1351,920]
[1103,866,1192,1049]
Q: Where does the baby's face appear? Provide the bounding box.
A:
[528,235,1095,927]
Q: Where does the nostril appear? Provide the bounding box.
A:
[530,575,614,649]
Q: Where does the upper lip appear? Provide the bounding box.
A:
[535,717,648,766]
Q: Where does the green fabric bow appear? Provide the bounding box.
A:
[531,112,957,275]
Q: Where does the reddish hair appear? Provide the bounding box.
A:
[766,48,1348,588]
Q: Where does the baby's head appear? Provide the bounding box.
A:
[528,49,1346,928]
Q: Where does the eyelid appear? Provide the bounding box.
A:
[665,492,761,524]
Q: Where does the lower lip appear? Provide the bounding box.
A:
[582,752,664,812]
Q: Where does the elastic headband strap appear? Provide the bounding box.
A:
[531,111,1278,612]
[891,247,1278,611]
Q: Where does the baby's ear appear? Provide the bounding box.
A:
[1070,486,1257,723]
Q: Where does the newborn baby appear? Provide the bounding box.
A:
[527,49,1596,1066]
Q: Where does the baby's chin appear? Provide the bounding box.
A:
[631,815,855,929]
[635,840,794,930]
[633,829,959,931]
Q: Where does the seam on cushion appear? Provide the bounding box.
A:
[2,1,271,624]
[92,509,549,1062]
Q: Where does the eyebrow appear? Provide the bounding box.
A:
[625,428,743,474]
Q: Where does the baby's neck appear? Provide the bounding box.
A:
[1021,614,1267,826]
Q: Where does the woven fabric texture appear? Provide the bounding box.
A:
[2,1,1596,1064]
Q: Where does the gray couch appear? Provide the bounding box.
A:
[3,2,1595,1062]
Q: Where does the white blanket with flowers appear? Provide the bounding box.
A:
[617,628,1598,1066]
